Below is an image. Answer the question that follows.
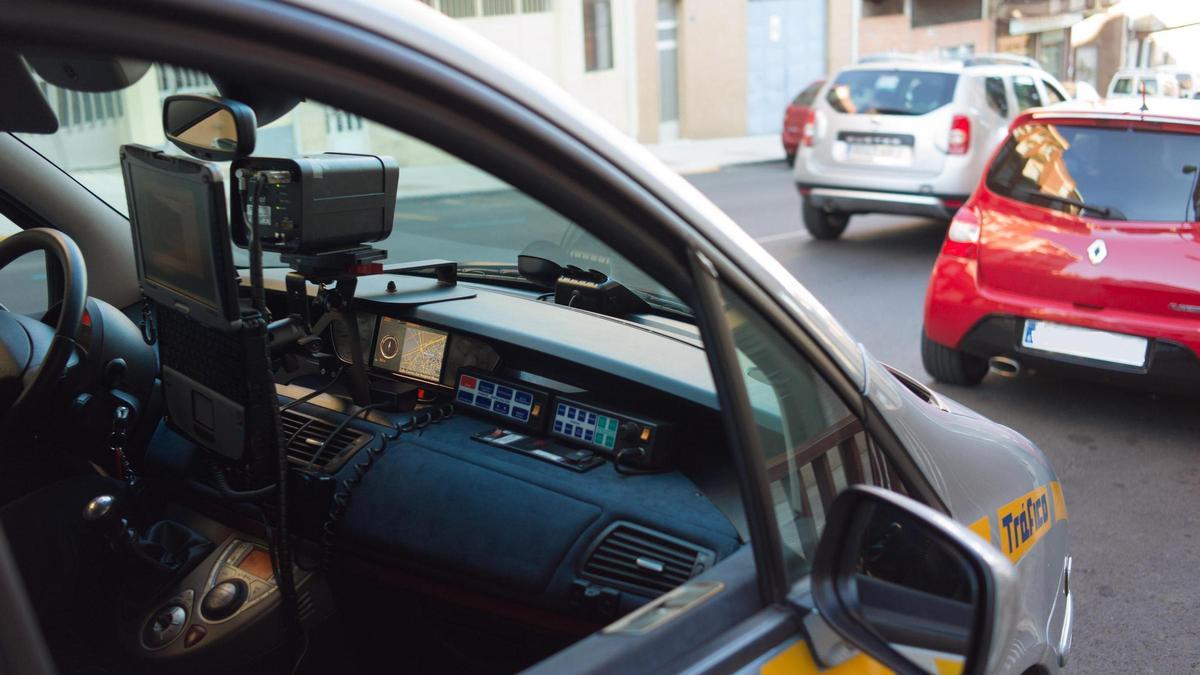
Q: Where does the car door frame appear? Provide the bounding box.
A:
[0,1,948,671]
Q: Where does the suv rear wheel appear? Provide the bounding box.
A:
[921,331,988,386]
[802,201,849,240]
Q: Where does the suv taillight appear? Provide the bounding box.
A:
[948,115,970,155]
[801,109,816,147]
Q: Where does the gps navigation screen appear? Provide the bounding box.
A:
[374,317,448,383]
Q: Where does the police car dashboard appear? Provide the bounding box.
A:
[100,100,749,669]
[146,268,746,632]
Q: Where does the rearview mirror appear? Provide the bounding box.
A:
[812,486,1017,675]
[162,94,256,162]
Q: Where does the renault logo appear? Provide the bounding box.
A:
[1086,239,1107,265]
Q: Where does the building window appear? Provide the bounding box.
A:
[522,0,550,12]
[862,0,903,18]
[441,0,477,18]
[70,91,81,128]
[912,0,981,28]
[481,0,515,16]
[583,0,613,72]
[56,88,69,127]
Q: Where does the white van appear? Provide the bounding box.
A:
[1107,69,1181,98]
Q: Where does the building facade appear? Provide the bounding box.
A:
[425,0,830,142]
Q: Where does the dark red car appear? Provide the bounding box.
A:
[922,99,1200,393]
[781,79,824,166]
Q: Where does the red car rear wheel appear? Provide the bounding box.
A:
[921,330,987,386]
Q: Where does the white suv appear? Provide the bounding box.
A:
[791,54,1069,239]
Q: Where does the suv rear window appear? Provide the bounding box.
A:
[986,122,1200,222]
[825,69,958,115]
[792,80,825,107]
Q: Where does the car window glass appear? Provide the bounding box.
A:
[14,63,683,309]
[986,122,1200,222]
[984,76,1009,117]
[1013,75,1042,110]
[721,288,907,583]
[1140,78,1158,95]
[1043,80,1066,104]
[825,70,958,116]
[1112,77,1133,95]
[792,80,824,107]
[0,214,47,315]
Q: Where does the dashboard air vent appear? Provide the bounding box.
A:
[581,522,716,596]
[280,408,371,473]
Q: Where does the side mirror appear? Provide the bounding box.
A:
[812,486,1017,675]
[162,94,256,162]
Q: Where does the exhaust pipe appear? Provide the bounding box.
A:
[988,356,1021,378]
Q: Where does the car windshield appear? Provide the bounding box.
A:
[825,69,958,115]
[985,122,1200,222]
[15,64,684,313]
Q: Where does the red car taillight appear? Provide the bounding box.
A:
[801,109,816,147]
[948,114,970,155]
[942,207,981,258]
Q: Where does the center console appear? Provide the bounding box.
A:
[126,527,330,667]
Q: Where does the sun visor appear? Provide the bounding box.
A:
[0,51,56,133]
[24,50,150,92]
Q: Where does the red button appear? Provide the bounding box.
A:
[460,375,477,389]
[184,625,207,648]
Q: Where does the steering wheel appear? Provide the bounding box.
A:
[0,228,87,438]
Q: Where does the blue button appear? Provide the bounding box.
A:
[475,396,492,409]
[557,403,566,414]
[584,430,593,441]
[513,408,529,421]
[554,421,562,432]
[457,391,474,404]
[573,427,583,438]
[564,424,574,435]
[567,408,576,420]
[587,413,597,424]
[514,391,532,405]
[478,381,495,394]
[493,401,510,415]
[495,386,513,400]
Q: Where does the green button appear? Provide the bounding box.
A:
[607,418,618,431]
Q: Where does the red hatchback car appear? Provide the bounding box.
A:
[923,99,1200,392]
[781,79,824,166]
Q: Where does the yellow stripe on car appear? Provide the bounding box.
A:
[996,485,1052,564]
[761,640,891,674]
[968,514,991,545]
[1050,481,1068,522]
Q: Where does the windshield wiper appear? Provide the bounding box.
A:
[1013,188,1126,220]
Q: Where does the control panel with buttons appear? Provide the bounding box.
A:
[200,539,289,623]
[454,368,551,432]
[549,397,666,464]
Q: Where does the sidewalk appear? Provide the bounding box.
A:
[643,134,785,175]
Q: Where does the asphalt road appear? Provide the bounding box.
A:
[689,161,1200,674]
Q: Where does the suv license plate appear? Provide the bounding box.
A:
[1021,320,1148,367]
[845,142,912,164]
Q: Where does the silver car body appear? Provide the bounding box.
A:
[2,2,1072,672]
[793,56,1069,220]
[285,8,1075,671]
